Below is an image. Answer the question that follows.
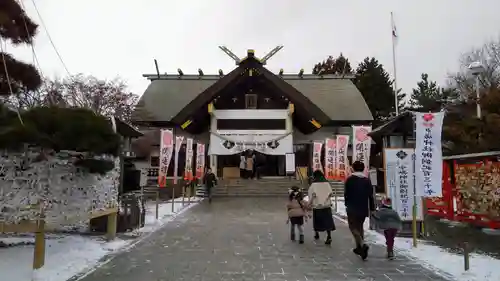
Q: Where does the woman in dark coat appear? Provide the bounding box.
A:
[307,170,335,245]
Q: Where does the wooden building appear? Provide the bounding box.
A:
[131,49,373,179]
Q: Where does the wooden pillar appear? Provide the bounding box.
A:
[305,141,314,177]
[106,211,117,241]
[286,104,293,132]
[210,155,218,177]
[33,218,46,269]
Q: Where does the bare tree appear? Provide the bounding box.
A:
[47,74,139,122]
[6,88,47,109]
[449,37,500,97]
[4,78,68,110]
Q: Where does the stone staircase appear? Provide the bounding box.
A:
[209,178,346,197]
[143,179,345,199]
[213,178,304,197]
[329,181,345,199]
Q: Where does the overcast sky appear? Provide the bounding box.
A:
[8,0,500,97]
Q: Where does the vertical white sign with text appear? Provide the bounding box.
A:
[173,136,184,184]
[184,138,194,180]
[195,143,205,179]
[384,148,423,221]
[415,112,444,197]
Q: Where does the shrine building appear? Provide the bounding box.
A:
[131,47,373,179]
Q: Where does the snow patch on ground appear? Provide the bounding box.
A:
[0,197,202,281]
[125,197,202,236]
[332,198,500,281]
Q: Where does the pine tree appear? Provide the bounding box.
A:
[353,57,402,122]
[312,53,352,75]
[0,0,42,97]
[408,73,458,112]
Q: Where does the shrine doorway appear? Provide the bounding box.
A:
[253,151,285,177]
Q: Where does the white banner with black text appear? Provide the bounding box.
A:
[208,131,293,155]
[173,136,184,184]
[384,148,423,221]
[184,138,194,180]
[415,112,444,197]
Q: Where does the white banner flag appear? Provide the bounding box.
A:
[195,143,205,179]
[415,112,444,197]
[184,138,194,180]
[158,129,173,187]
[324,138,337,180]
[384,148,423,221]
[312,142,323,173]
[335,135,350,181]
[352,125,372,175]
[173,135,184,184]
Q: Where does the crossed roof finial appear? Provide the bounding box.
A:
[218,46,284,65]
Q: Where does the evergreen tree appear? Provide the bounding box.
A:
[353,57,403,122]
[0,0,42,97]
[312,53,352,75]
[409,73,458,112]
[313,55,404,122]
[0,2,120,159]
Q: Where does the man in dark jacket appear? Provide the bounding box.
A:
[203,168,217,203]
[344,161,375,260]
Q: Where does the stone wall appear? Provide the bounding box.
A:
[0,150,119,228]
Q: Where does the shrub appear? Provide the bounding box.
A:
[0,106,120,156]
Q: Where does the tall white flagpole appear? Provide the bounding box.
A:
[391,12,399,116]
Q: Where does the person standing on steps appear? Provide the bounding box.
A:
[286,186,308,244]
[344,161,376,260]
[246,152,254,179]
[307,170,335,245]
[239,153,246,179]
[202,168,217,203]
[251,153,257,179]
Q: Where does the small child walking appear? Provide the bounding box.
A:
[286,186,308,244]
[372,198,402,259]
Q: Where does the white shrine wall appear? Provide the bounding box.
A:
[0,150,119,228]
[209,109,293,155]
[212,109,289,120]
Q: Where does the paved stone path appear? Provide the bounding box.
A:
[78,198,450,281]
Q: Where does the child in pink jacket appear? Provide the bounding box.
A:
[287,186,308,244]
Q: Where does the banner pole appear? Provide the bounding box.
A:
[171,184,175,213]
[412,114,418,248]
[334,187,338,213]
[412,194,418,247]
[155,190,159,220]
[182,181,185,207]
[421,197,426,236]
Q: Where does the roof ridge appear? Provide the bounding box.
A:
[142,73,354,81]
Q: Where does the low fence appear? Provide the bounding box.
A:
[1,183,201,272]
[1,201,118,270]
